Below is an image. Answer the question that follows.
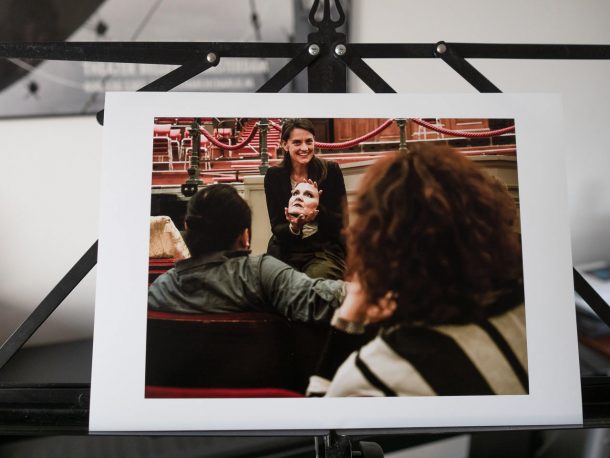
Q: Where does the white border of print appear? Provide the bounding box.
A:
[90,92,582,432]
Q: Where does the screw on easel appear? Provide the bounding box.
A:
[309,44,321,56]
[334,44,347,56]
[435,41,448,55]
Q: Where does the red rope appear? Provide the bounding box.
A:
[270,120,282,133]
[270,119,395,150]
[201,125,259,150]
[410,118,515,138]
[270,118,515,149]
[315,119,395,150]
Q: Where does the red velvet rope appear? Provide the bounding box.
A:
[201,124,259,150]
[271,117,515,148]
[316,118,396,149]
[270,119,395,150]
[269,120,282,132]
[410,118,515,138]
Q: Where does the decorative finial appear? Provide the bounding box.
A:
[308,0,345,29]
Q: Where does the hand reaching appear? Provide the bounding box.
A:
[338,276,397,325]
[285,207,306,233]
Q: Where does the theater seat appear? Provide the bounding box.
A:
[153,124,172,137]
[152,136,173,170]
[148,258,176,284]
[145,310,330,395]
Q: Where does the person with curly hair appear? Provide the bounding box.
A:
[308,142,528,397]
[264,118,347,280]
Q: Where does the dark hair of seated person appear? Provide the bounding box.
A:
[347,142,524,326]
[183,184,252,257]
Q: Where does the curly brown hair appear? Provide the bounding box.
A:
[347,142,523,325]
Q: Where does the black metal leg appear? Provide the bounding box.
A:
[338,48,396,93]
[315,431,385,458]
[432,41,610,330]
[96,57,219,125]
[315,431,353,458]
[257,46,318,93]
[0,242,98,370]
[435,41,501,93]
[574,268,610,328]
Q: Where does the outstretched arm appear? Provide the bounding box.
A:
[259,255,345,322]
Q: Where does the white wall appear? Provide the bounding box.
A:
[0,116,101,345]
[1,0,609,346]
[351,0,610,264]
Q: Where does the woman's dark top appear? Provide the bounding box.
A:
[264,160,347,260]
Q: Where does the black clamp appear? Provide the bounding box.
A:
[316,431,384,458]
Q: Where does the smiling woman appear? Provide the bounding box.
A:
[264,118,347,280]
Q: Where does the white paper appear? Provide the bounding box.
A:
[90,92,582,432]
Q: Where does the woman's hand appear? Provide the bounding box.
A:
[284,207,306,233]
[338,276,397,325]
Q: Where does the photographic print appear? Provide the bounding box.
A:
[144,115,527,399]
[90,92,581,432]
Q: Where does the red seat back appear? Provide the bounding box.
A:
[153,124,172,137]
[145,310,330,394]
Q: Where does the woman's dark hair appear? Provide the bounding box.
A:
[347,143,523,325]
[279,118,328,184]
[183,184,252,256]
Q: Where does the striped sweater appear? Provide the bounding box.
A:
[309,304,527,397]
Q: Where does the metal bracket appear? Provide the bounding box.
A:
[307,0,347,93]
[0,242,98,370]
[315,431,384,458]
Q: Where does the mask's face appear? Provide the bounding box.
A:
[288,182,320,218]
[282,128,315,167]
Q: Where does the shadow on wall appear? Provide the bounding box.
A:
[0,0,104,91]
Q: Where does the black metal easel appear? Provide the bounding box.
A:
[1,0,610,454]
